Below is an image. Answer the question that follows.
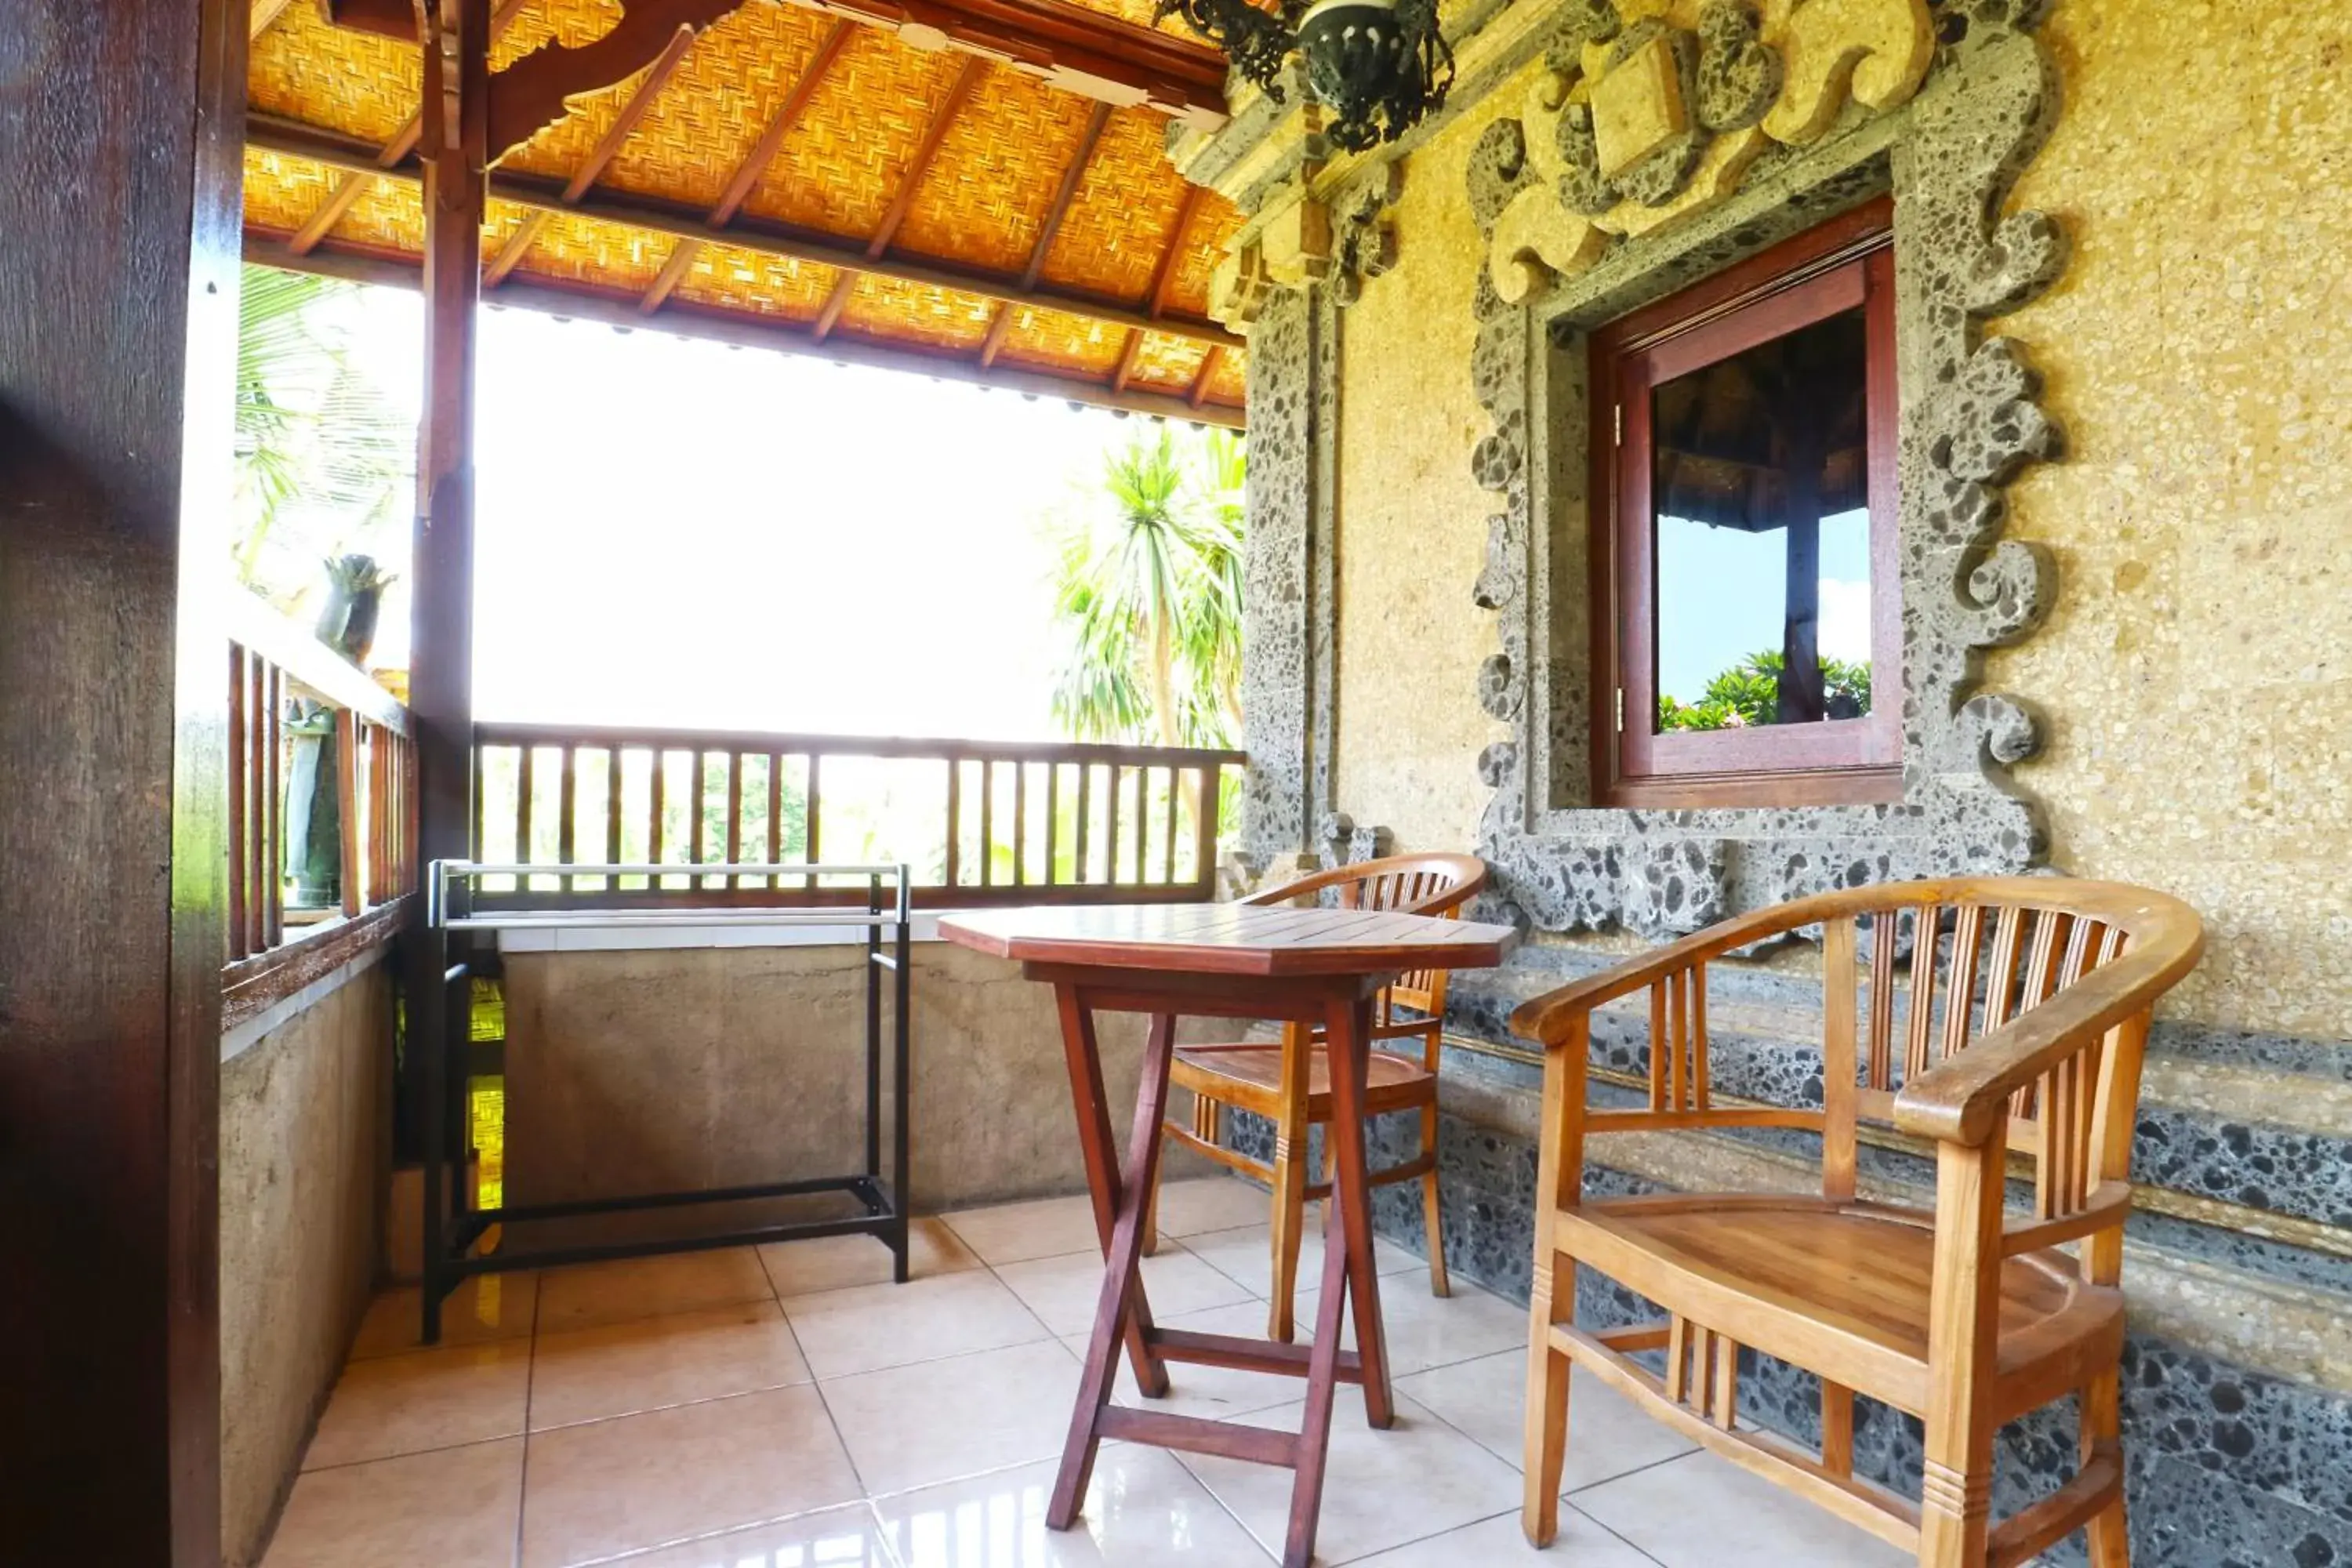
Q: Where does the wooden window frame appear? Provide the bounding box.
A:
[1589,197,1903,809]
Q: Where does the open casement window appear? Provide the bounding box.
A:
[1592,198,1902,808]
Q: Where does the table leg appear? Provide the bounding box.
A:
[1323,989,1393,1428]
[1048,1003,1178,1529]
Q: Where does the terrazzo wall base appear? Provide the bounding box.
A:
[218,963,394,1568]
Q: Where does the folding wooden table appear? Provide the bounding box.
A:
[940,902,1511,1568]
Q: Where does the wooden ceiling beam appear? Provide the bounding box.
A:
[318,0,753,156]
[246,232,1246,426]
[249,114,1246,350]
[284,0,528,258]
[640,18,855,315]
[1186,343,1225,408]
[811,53,986,343]
[321,0,1226,125]
[977,99,1109,369]
[1110,181,1202,394]
[486,23,702,288]
[250,0,295,41]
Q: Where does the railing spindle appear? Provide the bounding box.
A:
[944,756,962,887]
[648,748,666,884]
[1074,763,1091,884]
[264,664,283,949]
[1044,761,1061,886]
[689,749,709,878]
[766,752,783,887]
[804,753,821,891]
[1104,765,1123,886]
[336,710,362,918]
[1131,765,1146,887]
[1160,766,1178,885]
[1192,768,1217,896]
[558,745,578,893]
[1012,760,1028,886]
[979,758,994,887]
[606,748,624,870]
[725,751,743,890]
[228,646,250,960]
[515,744,535,883]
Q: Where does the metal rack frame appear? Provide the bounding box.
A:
[418,860,913,1342]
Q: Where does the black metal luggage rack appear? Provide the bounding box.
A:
[419,858,913,1343]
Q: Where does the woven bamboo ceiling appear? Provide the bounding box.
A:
[242,0,1247,423]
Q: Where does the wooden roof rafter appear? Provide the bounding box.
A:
[285,0,532,258]
[1185,344,1225,408]
[1109,181,1202,394]
[321,0,1227,125]
[976,99,1110,368]
[485,22,704,287]
[250,114,1243,351]
[810,53,989,343]
[637,17,857,314]
[249,0,296,42]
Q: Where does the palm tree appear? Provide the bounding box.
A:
[233,264,412,599]
[1049,426,1245,750]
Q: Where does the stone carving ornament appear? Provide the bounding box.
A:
[1464,0,2069,935]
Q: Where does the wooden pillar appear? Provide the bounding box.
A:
[402,0,491,1162]
[0,0,242,1560]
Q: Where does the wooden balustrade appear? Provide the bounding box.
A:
[223,592,416,985]
[470,721,1245,908]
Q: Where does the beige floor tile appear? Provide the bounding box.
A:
[518,1385,862,1568]
[348,1272,538,1360]
[1149,1175,1278,1240]
[782,1269,1053,1380]
[585,1504,893,1567]
[939,1193,1103,1267]
[822,1338,1082,1497]
[1394,1350,1696,1493]
[996,1242,1253,1338]
[535,1248,773,1336]
[877,1446,1274,1567]
[264,1437,522,1567]
[1062,1300,1309,1423]
[1348,1508,1657,1566]
[528,1300,810,1432]
[1176,1393,1523,1565]
[757,1217,980,1298]
[1294,1277,1529,1377]
[1178,1221,1424,1302]
[303,1341,532,1471]
[1573,1449,1911,1567]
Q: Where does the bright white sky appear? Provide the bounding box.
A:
[345,290,1135,740]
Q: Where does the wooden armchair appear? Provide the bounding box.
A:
[1511,877,2202,1568]
[1148,851,1490,1341]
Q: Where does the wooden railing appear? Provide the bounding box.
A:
[469,722,1246,908]
[225,591,416,978]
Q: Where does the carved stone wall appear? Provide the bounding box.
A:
[1464,0,2070,935]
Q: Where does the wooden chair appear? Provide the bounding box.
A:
[1512,877,2203,1568]
[1149,851,1490,1341]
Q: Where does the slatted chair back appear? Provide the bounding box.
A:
[1245,851,1490,1018]
[1518,877,2202,1280]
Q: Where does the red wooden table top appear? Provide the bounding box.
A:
[938,902,1514,978]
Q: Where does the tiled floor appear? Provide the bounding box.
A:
[264,1175,1910,1566]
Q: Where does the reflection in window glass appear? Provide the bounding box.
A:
[1650,306,1871,733]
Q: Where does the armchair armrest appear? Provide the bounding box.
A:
[1508,897,1838,1047]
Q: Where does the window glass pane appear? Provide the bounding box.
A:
[1650,304,1872,733]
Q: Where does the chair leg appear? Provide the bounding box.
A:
[1522,1250,1571,1546]
[2082,1370,2130,1567]
[1140,1153,1163,1258]
[1265,1113,1310,1343]
[1418,1102,1450,1298]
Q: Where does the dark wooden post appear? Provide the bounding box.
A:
[0,0,241,1560]
[401,0,492,1169]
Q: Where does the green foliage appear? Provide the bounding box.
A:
[1657,648,1873,732]
[234,264,413,604]
[1047,426,1246,751]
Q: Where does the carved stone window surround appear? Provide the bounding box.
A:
[1465,8,2068,937]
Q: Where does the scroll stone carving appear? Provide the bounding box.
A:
[1463,4,2070,938]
